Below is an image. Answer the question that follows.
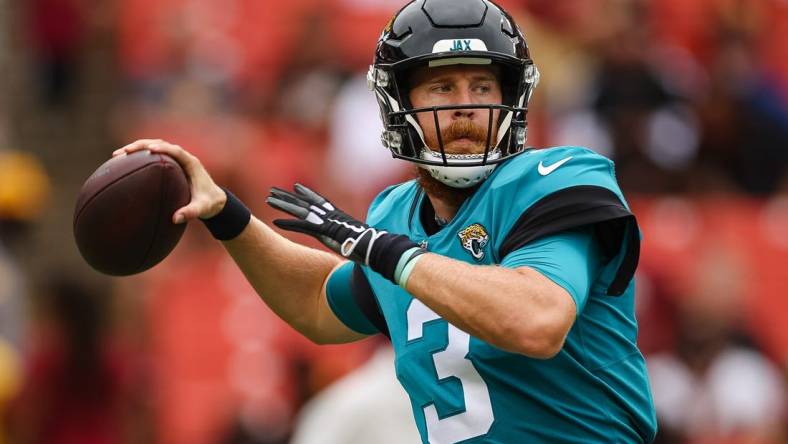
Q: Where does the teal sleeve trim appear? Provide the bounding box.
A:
[500,228,602,313]
[326,262,378,335]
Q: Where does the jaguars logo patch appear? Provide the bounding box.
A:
[458,223,489,261]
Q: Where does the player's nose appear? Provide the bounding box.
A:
[453,107,475,119]
[451,87,476,119]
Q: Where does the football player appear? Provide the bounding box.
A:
[115,0,657,442]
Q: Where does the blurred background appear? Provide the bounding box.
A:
[0,0,787,442]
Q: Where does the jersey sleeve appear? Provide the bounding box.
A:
[491,147,640,296]
[500,228,603,313]
[325,262,390,337]
[327,181,416,339]
[325,262,378,336]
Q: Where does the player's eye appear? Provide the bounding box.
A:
[430,83,452,93]
[473,83,492,94]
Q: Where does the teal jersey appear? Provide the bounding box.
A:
[326,147,657,443]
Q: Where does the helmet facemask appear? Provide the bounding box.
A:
[369,56,540,188]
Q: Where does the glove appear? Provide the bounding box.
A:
[267,184,426,284]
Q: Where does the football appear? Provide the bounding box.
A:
[73,150,191,276]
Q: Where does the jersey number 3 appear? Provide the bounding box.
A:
[407,299,494,444]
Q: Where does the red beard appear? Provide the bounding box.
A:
[416,167,480,208]
[416,118,494,208]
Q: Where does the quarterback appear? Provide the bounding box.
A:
[115,0,657,442]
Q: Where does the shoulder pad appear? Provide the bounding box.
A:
[488,147,637,296]
[490,146,623,203]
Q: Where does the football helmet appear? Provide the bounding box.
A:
[368,0,539,188]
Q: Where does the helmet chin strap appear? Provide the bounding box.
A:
[419,148,500,189]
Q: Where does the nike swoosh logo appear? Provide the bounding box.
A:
[538,156,573,176]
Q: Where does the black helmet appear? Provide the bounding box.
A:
[368,0,539,187]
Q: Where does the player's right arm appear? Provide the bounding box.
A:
[113,140,367,345]
[224,217,367,344]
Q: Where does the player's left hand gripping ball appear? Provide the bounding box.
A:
[267,184,426,285]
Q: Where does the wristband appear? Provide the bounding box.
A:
[201,188,251,241]
[393,247,424,284]
[367,234,423,283]
[397,252,425,288]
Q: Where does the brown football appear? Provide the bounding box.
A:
[73,150,191,276]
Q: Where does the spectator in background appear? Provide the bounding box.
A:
[647,247,785,444]
[0,240,24,444]
[0,149,51,350]
[274,11,348,132]
[545,0,702,193]
[693,29,788,195]
[290,341,420,444]
[6,276,152,444]
[0,150,50,257]
[0,336,21,444]
[0,147,50,444]
[28,0,86,105]
[590,2,699,193]
[326,74,411,201]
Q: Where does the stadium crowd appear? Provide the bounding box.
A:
[0,0,787,443]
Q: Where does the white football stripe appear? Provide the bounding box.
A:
[327,218,366,233]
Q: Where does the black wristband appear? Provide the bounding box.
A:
[201,188,251,241]
[367,234,423,282]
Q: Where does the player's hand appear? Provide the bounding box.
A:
[112,140,227,224]
[267,184,382,263]
[267,184,426,284]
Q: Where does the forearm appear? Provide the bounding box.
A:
[404,253,574,357]
[222,216,342,339]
